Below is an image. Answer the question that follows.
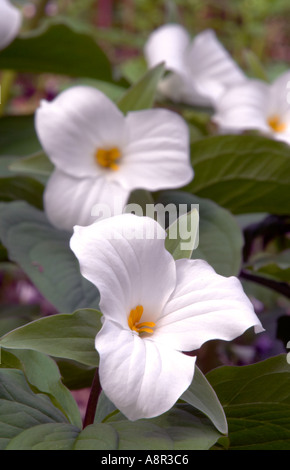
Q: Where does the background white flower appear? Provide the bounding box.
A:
[0,0,21,50]
[144,23,246,107]
[35,85,193,232]
[213,71,290,145]
[70,214,264,421]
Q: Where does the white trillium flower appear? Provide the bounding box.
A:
[70,214,264,421]
[144,24,246,107]
[213,71,290,145]
[35,86,193,232]
[0,0,21,50]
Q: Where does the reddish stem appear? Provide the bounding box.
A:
[83,368,102,428]
[96,0,113,28]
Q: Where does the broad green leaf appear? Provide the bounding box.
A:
[94,391,117,424]
[0,201,100,313]
[165,208,199,260]
[0,304,40,337]
[0,308,102,367]
[181,108,212,138]
[73,423,119,450]
[207,355,290,449]
[0,176,44,209]
[73,78,127,102]
[248,250,290,283]
[0,369,68,449]
[0,21,112,81]
[126,188,155,214]
[107,404,222,450]
[0,115,40,156]
[157,192,243,276]
[120,56,148,84]
[4,409,221,450]
[9,152,53,178]
[0,375,221,450]
[6,423,80,450]
[244,49,269,81]
[0,349,82,428]
[83,405,223,450]
[117,63,165,114]
[108,420,173,450]
[181,366,228,435]
[185,135,290,215]
[0,156,21,177]
[56,359,96,391]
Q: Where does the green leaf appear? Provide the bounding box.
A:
[249,250,290,283]
[73,423,119,450]
[0,21,112,81]
[0,349,82,428]
[6,423,80,450]
[244,49,269,81]
[165,208,199,260]
[0,376,221,450]
[73,78,127,102]
[120,56,148,84]
[0,156,21,177]
[56,359,96,391]
[181,366,228,435]
[185,135,290,215]
[94,392,117,424]
[207,355,290,449]
[126,189,155,214]
[0,369,68,449]
[117,63,165,114]
[0,115,41,156]
[0,304,40,337]
[9,152,54,178]
[0,308,102,367]
[0,201,100,313]
[107,404,222,450]
[157,192,243,277]
[0,176,44,209]
[107,420,173,450]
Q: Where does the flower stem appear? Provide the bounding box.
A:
[83,367,102,428]
[26,0,50,30]
[240,269,290,299]
[0,71,16,116]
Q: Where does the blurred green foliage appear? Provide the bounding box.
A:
[22,0,287,80]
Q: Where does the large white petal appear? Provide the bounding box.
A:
[70,214,176,327]
[274,130,290,146]
[189,29,246,105]
[152,259,264,352]
[35,86,127,178]
[213,80,270,133]
[0,0,21,50]
[44,169,130,232]
[157,72,210,107]
[117,109,193,190]
[267,70,290,122]
[144,23,190,74]
[95,319,196,421]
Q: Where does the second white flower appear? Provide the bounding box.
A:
[35,86,193,231]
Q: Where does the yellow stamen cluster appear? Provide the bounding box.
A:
[95,147,121,171]
[267,115,286,133]
[128,305,155,335]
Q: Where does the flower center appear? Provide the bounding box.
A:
[128,305,155,335]
[267,115,286,133]
[95,147,121,171]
